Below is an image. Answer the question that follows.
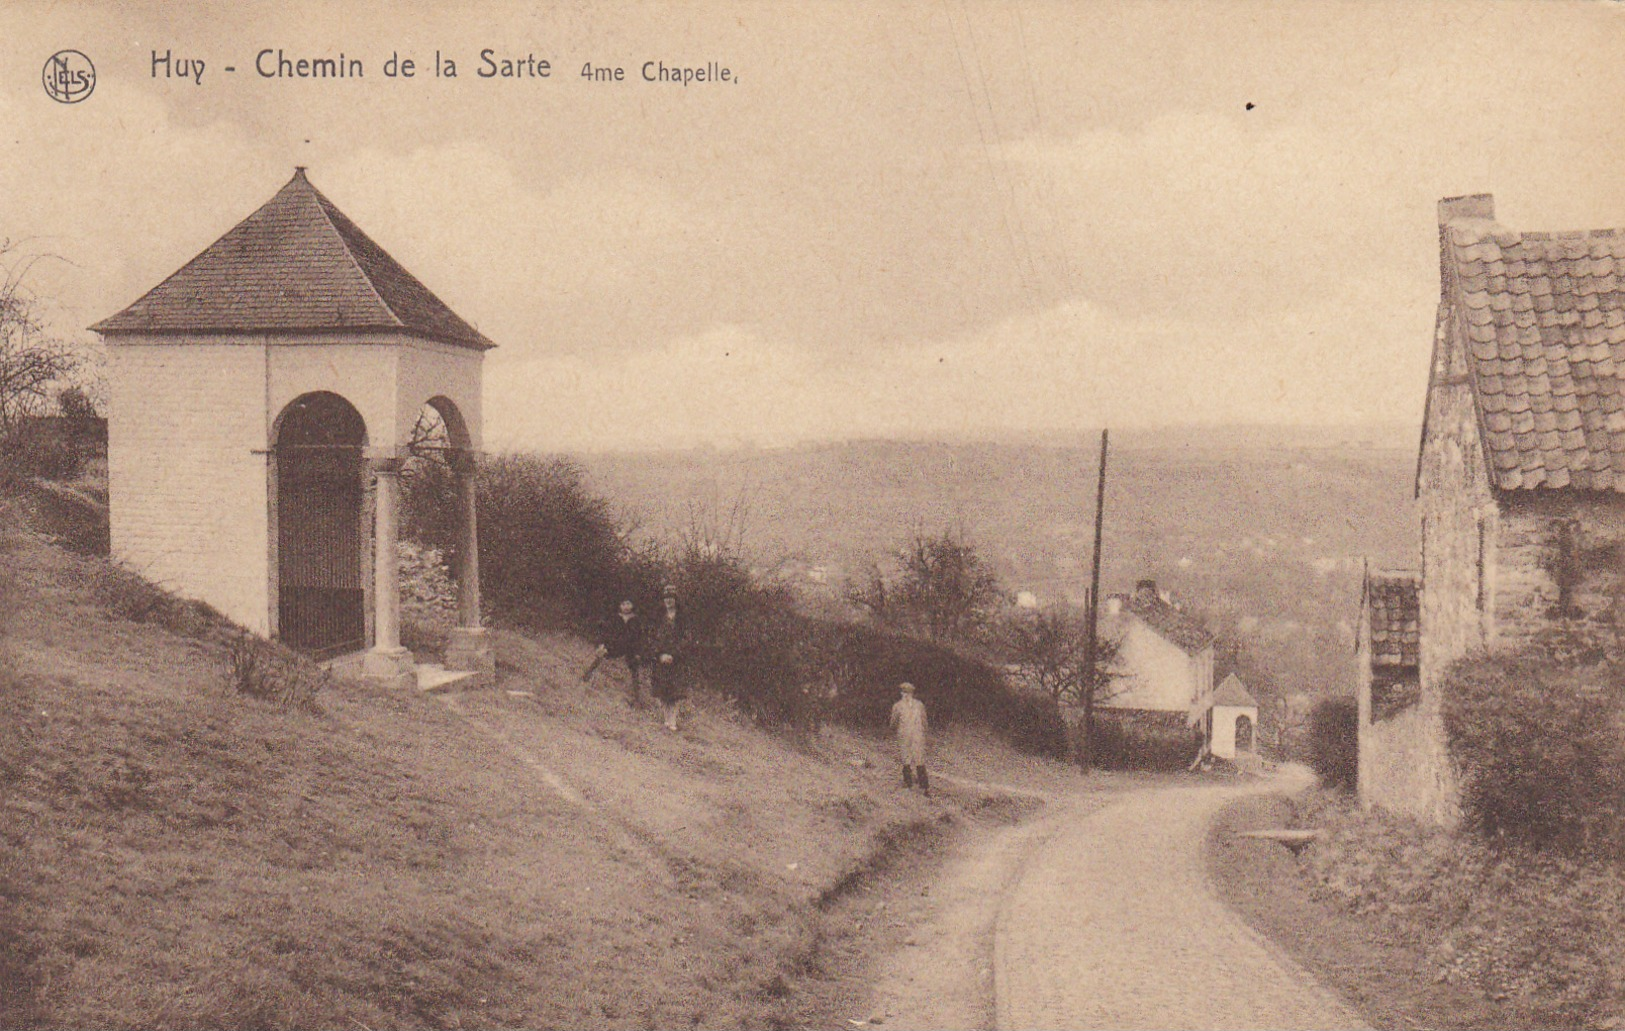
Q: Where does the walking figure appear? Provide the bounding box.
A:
[890,681,930,796]
[585,599,646,709]
[651,584,688,731]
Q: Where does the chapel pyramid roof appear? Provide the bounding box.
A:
[92,168,493,350]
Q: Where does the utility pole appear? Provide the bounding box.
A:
[1081,428,1108,771]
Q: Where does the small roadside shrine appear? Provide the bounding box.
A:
[1209,673,1259,759]
[92,168,494,687]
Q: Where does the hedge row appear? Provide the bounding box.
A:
[1080,709,1202,771]
[403,453,1070,759]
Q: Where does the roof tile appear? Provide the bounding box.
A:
[1122,595,1214,655]
[1443,209,1625,493]
[1364,572,1420,669]
[93,169,493,350]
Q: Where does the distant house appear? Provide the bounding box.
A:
[1101,579,1216,745]
[1359,193,1625,824]
[1209,673,1258,760]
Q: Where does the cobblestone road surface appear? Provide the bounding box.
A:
[995,771,1370,1031]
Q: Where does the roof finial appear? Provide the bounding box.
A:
[294,166,308,179]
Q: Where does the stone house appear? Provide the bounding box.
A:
[1101,579,1216,741]
[1358,193,1625,822]
[93,168,495,687]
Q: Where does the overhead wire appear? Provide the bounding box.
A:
[947,3,1049,321]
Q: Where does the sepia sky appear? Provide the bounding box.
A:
[3,0,1624,450]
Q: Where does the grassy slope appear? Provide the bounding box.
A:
[1206,792,1556,1031]
[0,524,1050,1030]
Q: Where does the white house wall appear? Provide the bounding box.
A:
[1106,621,1206,719]
[108,338,273,634]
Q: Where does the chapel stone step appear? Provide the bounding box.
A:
[416,662,483,694]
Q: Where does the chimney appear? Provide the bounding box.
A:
[1134,579,1158,606]
[1438,194,1494,227]
[1437,194,1495,297]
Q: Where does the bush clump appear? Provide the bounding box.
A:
[1440,641,1625,859]
[405,453,634,630]
[1082,709,1201,771]
[222,631,328,712]
[1307,696,1358,791]
[673,545,1069,757]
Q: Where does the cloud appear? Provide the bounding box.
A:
[322,145,722,357]
[0,81,263,336]
[485,293,1422,453]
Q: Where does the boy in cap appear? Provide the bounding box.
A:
[889,681,930,796]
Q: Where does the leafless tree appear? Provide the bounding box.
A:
[850,528,1005,646]
[1004,606,1122,706]
[0,243,79,438]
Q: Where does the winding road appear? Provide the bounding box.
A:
[865,767,1370,1030]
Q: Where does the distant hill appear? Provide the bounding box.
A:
[571,427,1419,704]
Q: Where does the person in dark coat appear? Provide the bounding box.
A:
[651,584,687,730]
[585,599,646,708]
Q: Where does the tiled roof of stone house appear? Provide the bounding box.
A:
[93,169,492,350]
[1364,569,1420,669]
[1430,193,1625,492]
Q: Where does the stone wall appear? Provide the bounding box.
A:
[1494,492,1625,656]
[1403,307,1625,824]
[1418,328,1496,689]
[1405,309,1488,823]
[1360,701,1458,824]
[1355,587,1438,816]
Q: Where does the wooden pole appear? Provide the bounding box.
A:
[1082,428,1109,770]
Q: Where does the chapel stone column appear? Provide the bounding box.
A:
[444,449,494,682]
[362,448,417,688]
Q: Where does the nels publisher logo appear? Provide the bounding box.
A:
[43,50,95,104]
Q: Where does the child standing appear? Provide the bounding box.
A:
[889,681,929,796]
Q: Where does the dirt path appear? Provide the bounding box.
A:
[855,775,1093,1030]
[859,768,1369,1031]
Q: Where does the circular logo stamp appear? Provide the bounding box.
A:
[43,50,95,104]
